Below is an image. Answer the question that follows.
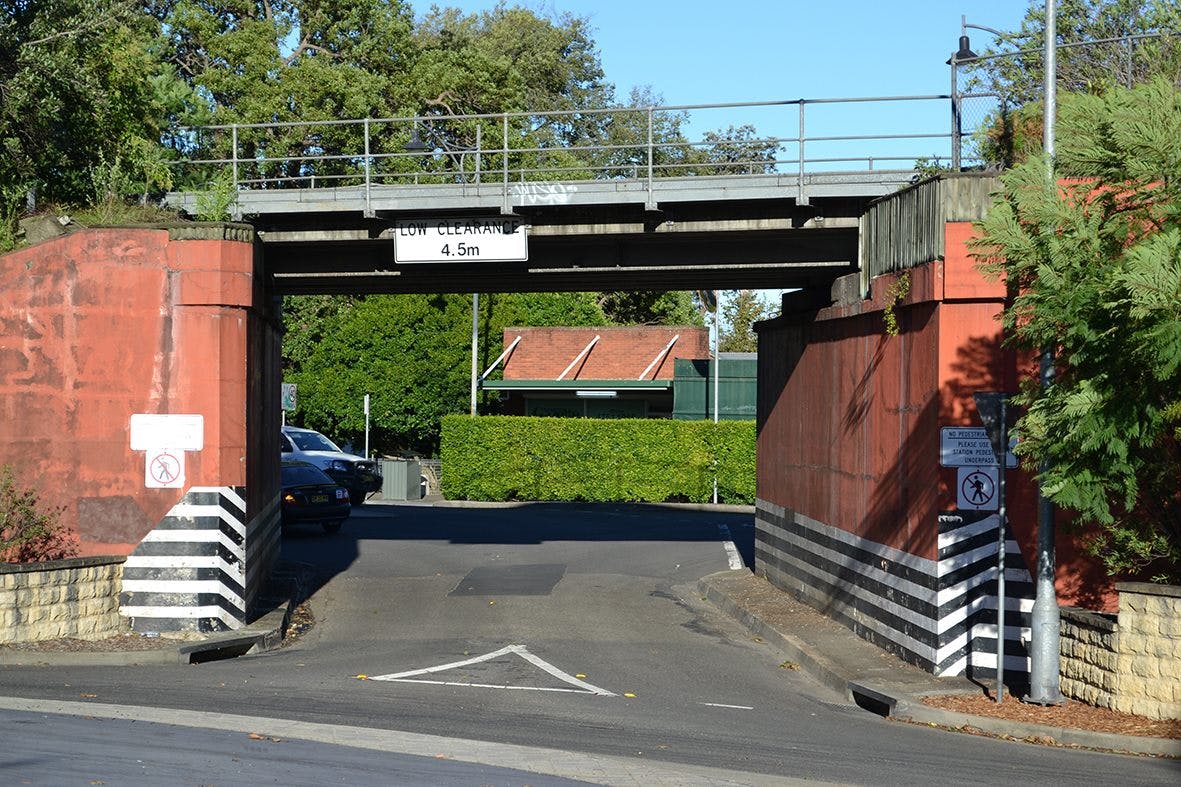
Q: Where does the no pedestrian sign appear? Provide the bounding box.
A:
[146,449,184,489]
[957,466,998,511]
[394,217,528,263]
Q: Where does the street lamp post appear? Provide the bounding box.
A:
[1026,0,1065,707]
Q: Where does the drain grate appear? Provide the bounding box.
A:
[450,563,567,596]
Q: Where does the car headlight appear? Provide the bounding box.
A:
[330,460,350,471]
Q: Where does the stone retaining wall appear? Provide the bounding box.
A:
[1115,582,1181,720]
[1059,583,1181,721]
[1059,606,1119,710]
[0,557,126,643]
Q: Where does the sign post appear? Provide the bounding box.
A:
[973,391,1015,703]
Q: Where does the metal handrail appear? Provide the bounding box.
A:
[168,94,960,212]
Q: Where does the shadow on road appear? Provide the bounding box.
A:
[279,501,756,603]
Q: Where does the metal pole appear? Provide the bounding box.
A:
[646,107,655,211]
[363,118,372,217]
[1025,0,1065,707]
[712,300,719,505]
[364,393,370,458]
[995,398,1008,703]
[950,55,961,171]
[470,293,479,416]
[797,102,806,204]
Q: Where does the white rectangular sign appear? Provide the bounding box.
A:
[130,414,204,451]
[940,426,1016,468]
[394,217,527,263]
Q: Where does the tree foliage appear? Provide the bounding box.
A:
[968,0,1181,103]
[282,288,704,454]
[0,1,178,219]
[966,0,1181,168]
[972,78,1181,582]
[718,290,777,352]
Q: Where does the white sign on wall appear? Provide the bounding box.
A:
[394,217,528,263]
[130,414,203,489]
[940,426,1016,468]
[130,414,204,451]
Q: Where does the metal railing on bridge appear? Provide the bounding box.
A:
[169,94,966,214]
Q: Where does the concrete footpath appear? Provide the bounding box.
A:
[697,569,1180,759]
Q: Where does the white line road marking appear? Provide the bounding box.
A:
[368,644,617,696]
[718,524,744,570]
[384,679,598,694]
[700,702,754,710]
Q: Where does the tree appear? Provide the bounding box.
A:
[597,290,702,326]
[965,0,1181,167]
[0,0,176,230]
[150,0,418,188]
[972,77,1181,582]
[718,290,776,352]
[968,0,1181,104]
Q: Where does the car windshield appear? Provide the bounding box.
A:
[288,430,340,452]
[281,464,334,486]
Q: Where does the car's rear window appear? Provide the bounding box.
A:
[287,430,340,452]
[281,464,334,486]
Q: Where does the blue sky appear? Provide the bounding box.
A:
[412,1,1034,102]
[412,0,1036,159]
[408,1,1038,308]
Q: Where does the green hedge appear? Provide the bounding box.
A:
[440,415,755,504]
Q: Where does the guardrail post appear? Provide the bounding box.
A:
[797,102,808,206]
[646,107,656,211]
[501,113,511,215]
[475,124,482,186]
[230,124,242,220]
[363,118,373,217]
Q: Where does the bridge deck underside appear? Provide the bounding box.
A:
[253,195,865,295]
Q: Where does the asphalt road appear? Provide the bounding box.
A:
[1,503,1178,785]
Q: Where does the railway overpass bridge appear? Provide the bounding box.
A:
[5,97,1015,648]
[164,95,960,295]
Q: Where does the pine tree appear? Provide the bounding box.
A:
[973,77,1181,582]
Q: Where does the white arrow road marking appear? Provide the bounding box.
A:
[718,524,744,570]
[368,644,616,696]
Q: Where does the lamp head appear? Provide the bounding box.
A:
[954,35,977,62]
[405,126,430,152]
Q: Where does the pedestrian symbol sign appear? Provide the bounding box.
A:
[957,466,998,511]
[146,449,184,489]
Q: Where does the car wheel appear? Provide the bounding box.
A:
[350,488,366,506]
[322,520,342,534]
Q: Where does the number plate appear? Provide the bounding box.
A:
[311,494,329,504]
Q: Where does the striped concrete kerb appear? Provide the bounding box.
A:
[696,570,1181,759]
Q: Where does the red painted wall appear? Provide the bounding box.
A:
[501,326,709,381]
[0,226,276,556]
[757,221,1114,609]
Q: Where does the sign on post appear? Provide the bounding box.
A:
[394,217,528,263]
[957,466,999,511]
[281,383,297,411]
[940,427,1016,468]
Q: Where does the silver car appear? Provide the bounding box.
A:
[280,426,382,506]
